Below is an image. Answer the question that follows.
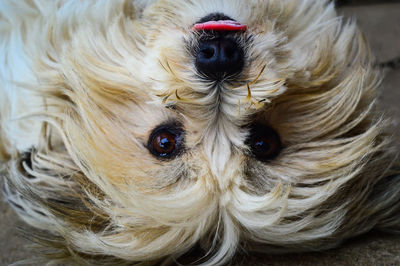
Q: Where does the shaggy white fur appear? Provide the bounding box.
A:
[1,0,399,265]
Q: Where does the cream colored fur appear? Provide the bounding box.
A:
[1,0,399,265]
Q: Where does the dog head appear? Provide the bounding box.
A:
[2,0,399,264]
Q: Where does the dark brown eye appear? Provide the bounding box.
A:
[148,124,184,159]
[246,124,282,162]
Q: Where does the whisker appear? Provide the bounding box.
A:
[245,83,252,102]
[249,64,267,85]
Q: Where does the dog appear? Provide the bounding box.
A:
[1,0,399,265]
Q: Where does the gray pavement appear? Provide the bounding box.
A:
[1,3,400,266]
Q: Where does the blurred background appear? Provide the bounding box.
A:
[1,1,399,265]
[336,0,400,6]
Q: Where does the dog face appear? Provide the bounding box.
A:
[1,0,399,264]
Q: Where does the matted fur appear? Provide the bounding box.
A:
[1,0,399,265]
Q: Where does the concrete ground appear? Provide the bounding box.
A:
[1,3,399,266]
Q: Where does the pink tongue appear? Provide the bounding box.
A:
[193,20,247,31]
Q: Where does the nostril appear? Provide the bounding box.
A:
[225,47,234,58]
[223,45,237,60]
[201,46,216,60]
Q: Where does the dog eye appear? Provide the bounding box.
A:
[246,124,282,162]
[148,124,184,159]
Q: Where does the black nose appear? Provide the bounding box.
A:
[195,37,244,80]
